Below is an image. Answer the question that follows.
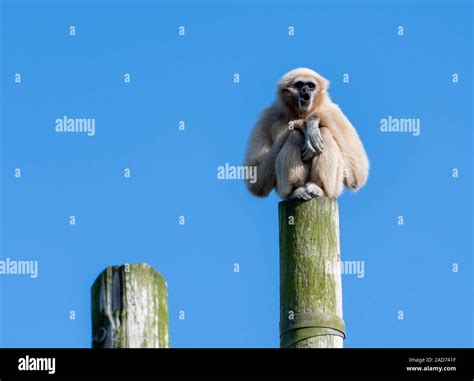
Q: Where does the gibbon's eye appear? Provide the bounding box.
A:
[307,82,316,90]
[294,81,304,90]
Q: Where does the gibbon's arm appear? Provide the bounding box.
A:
[320,103,369,190]
[244,111,293,197]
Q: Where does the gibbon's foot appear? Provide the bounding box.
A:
[291,186,313,201]
[301,117,324,161]
[305,182,324,198]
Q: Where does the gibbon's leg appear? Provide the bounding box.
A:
[244,121,291,198]
[275,131,310,199]
[319,105,369,191]
[309,127,344,198]
[300,116,325,198]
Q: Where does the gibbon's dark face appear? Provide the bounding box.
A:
[293,79,317,111]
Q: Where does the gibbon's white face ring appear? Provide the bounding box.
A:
[292,76,318,111]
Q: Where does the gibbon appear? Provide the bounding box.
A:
[244,67,369,200]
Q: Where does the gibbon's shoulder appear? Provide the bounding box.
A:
[258,105,285,126]
[320,99,343,116]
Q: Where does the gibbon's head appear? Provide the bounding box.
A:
[278,68,329,118]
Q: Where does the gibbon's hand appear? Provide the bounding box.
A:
[288,119,305,131]
[301,116,324,161]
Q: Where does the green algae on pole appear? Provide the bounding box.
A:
[279,197,346,348]
[91,263,170,348]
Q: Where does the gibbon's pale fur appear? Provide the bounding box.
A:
[244,67,369,200]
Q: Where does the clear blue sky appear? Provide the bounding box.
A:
[0,0,472,348]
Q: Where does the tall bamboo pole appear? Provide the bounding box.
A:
[279,198,345,348]
[91,263,170,348]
